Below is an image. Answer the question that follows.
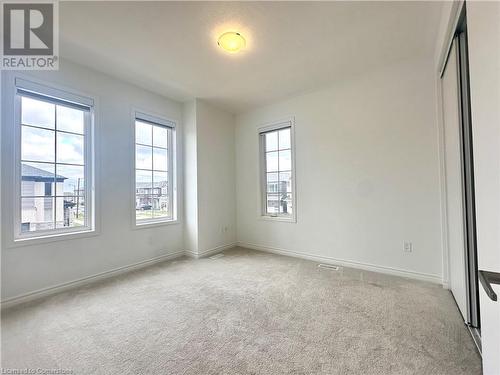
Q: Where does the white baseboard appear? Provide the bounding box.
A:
[1,242,443,309]
[1,250,185,310]
[185,242,237,259]
[237,241,444,285]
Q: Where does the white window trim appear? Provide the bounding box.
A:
[258,117,297,223]
[12,78,96,243]
[131,108,179,228]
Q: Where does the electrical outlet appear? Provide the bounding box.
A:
[403,241,413,253]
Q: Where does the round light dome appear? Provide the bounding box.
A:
[217,32,246,53]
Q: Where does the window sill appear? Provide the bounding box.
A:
[134,219,180,230]
[259,215,296,223]
[9,228,98,248]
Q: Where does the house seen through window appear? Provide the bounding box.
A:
[135,116,174,224]
[18,90,92,237]
[260,123,294,218]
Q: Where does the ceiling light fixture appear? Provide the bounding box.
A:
[217,32,246,53]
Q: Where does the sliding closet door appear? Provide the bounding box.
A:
[442,39,468,321]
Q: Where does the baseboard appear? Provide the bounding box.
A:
[238,241,443,285]
[1,242,443,309]
[185,242,237,259]
[1,250,185,310]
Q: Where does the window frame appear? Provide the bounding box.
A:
[13,78,96,242]
[132,110,178,228]
[258,117,297,222]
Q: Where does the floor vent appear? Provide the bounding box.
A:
[318,263,341,271]
[209,253,225,260]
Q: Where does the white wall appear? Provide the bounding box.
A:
[1,59,184,300]
[195,100,236,253]
[183,100,199,254]
[235,57,443,282]
[182,99,236,256]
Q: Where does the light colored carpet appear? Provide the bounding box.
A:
[1,247,481,374]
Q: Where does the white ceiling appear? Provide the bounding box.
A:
[60,1,443,114]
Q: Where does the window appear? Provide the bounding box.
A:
[259,119,296,221]
[134,112,176,225]
[15,79,94,240]
[44,182,52,196]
